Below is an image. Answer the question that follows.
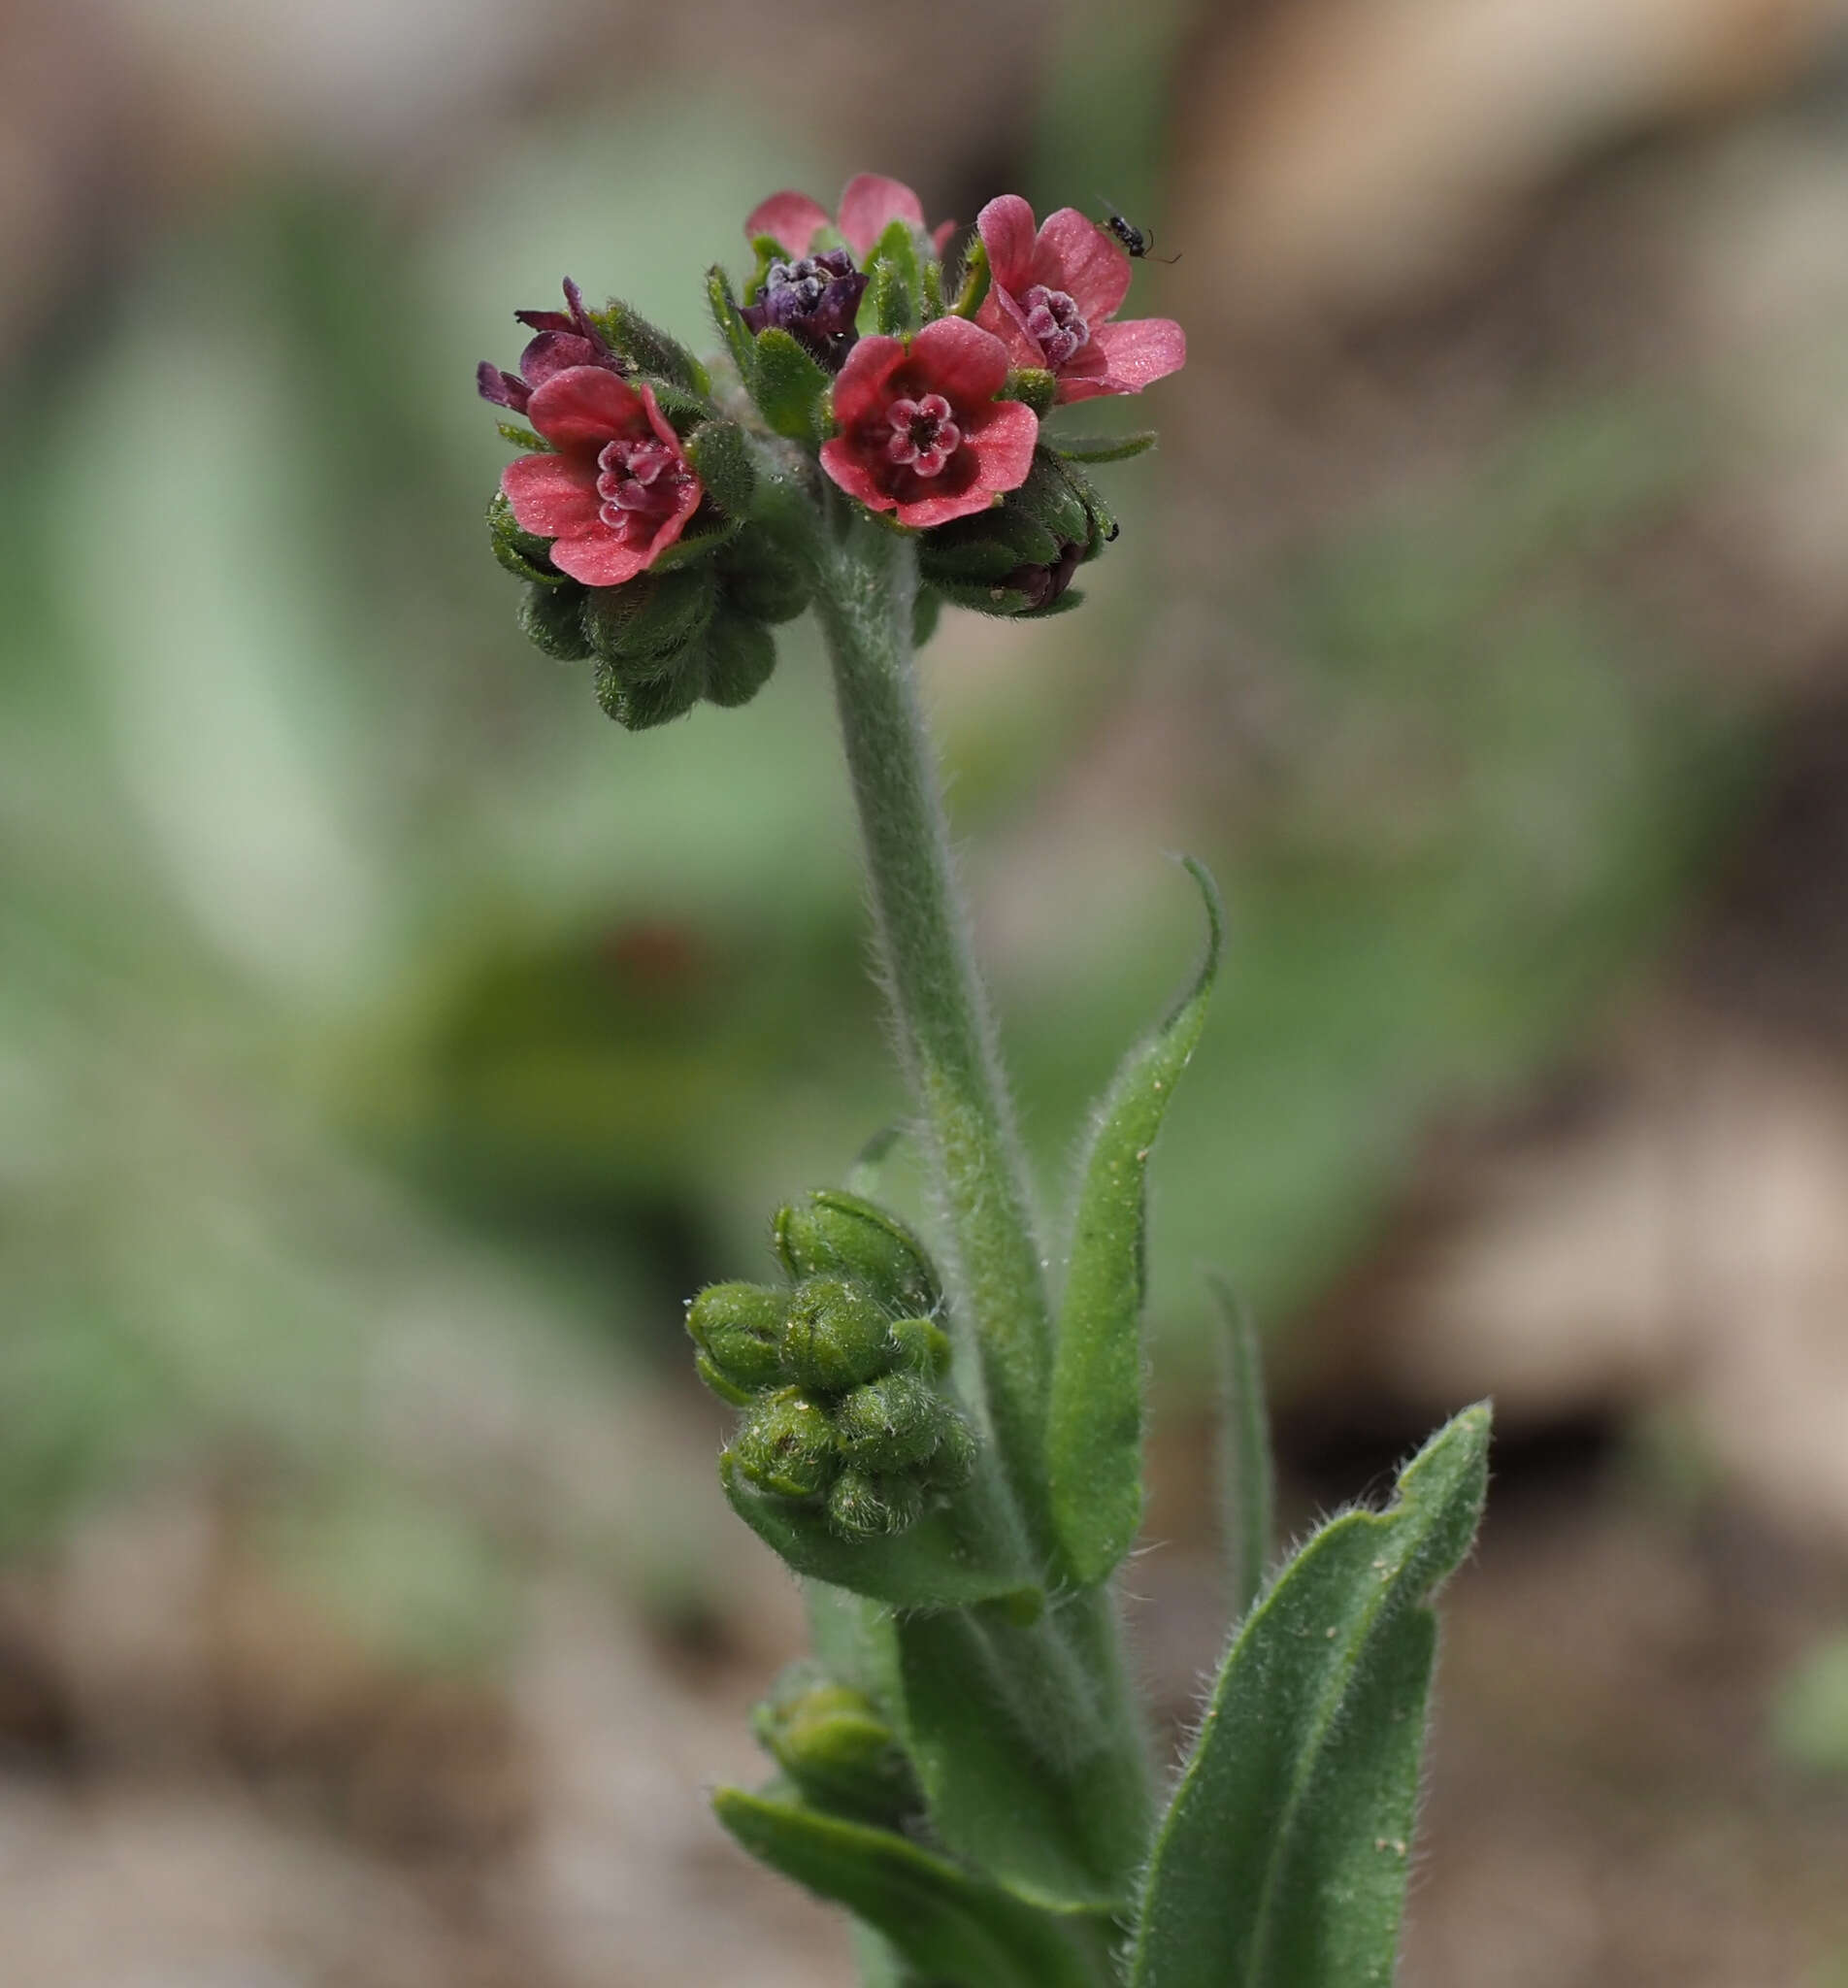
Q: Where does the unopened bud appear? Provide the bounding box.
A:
[888,1315,952,1380]
[774,1190,940,1317]
[687,1281,788,1396]
[835,1372,951,1473]
[752,1671,919,1822]
[732,1387,839,1501]
[826,1467,926,1541]
[781,1275,894,1396]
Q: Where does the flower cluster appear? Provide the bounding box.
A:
[477,174,1185,719]
[687,1189,975,1541]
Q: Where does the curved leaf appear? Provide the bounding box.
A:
[1131,1404,1491,1988]
[714,1786,1113,1988]
[1211,1276,1273,1623]
[1048,432,1158,465]
[720,1452,1042,1618]
[1046,857,1224,1587]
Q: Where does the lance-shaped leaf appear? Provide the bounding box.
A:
[1130,1404,1492,1988]
[1212,1276,1274,1624]
[1046,857,1224,1588]
[714,1786,1114,1988]
[749,326,833,445]
[720,1450,1042,1618]
[707,263,756,378]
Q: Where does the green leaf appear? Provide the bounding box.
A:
[494,420,546,452]
[707,263,756,378]
[1047,431,1158,465]
[719,1451,1041,1618]
[920,258,945,321]
[1212,1276,1274,1624]
[1130,1404,1492,1988]
[897,1605,1150,1910]
[872,260,915,338]
[714,1786,1112,1988]
[749,327,832,445]
[950,235,991,319]
[1046,856,1224,1588]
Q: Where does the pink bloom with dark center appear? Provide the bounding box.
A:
[500,367,703,587]
[974,196,1185,405]
[746,173,958,263]
[477,278,626,416]
[820,316,1037,530]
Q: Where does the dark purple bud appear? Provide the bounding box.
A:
[741,250,869,372]
[480,278,629,418]
[1001,539,1083,612]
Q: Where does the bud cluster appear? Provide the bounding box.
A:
[478,174,1186,712]
[750,1664,921,1825]
[686,1189,975,1541]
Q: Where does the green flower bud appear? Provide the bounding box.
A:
[773,1190,940,1317]
[590,299,710,397]
[917,448,1100,618]
[781,1275,895,1395]
[916,1408,976,1493]
[516,579,594,661]
[749,327,831,446]
[582,563,717,667]
[732,1387,839,1501]
[686,1280,788,1396]
[835,1372,951,1473]
[694,1356,756,1408]
[703,611,777,710]
[717,529,811,625]
[685,420,757,520]
[752,1670,919,1823]
[888,1314,952,1380]
[827,1467,926,1541]
[593,657,702,731]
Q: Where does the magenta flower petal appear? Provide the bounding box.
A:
[975,195,1039,295]
[962,398,1038,493]
[907,315,1008,406]
[837,174,926,259]
[831,335,911,431]
[548,533,656,588]
[1031,207,1131,324]
[1087,315,1188,395]
[745,190,831,253]
[503,452,602,538]
[527,367,649,455]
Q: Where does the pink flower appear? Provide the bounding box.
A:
[501,367,703,588]
[477,278,624,415]
[746,173,958,263]
[820,316,1037,530]
[974,196,1185,405]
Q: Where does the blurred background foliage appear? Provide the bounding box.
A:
[5,1,1848,1983]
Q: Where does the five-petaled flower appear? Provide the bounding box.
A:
[477,278,626,416]
[746,173,957,266]
[820,317,1036,529]
[500,367,703,587]
[974,197,1185,404]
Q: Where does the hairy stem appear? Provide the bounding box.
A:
[811,506,1053,1536]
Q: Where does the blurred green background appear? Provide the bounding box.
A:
[5,1,1848,1982]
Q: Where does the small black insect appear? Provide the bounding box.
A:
[1099,201,1180,264]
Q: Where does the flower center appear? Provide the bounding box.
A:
[765,249,856,315]
[882,393,962,479]
[596,437,691,538]
[1022,285,1088,367]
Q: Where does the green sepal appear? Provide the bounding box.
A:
[592,299,710,396]
[752,1670,921,1824]
[949,235,991,319]
[707,263,757,377]
[581,563,716,665]
[872,260,915,338]
[515,580,593,660]
[1046,857,1224,1589]
[782,1274,897,1395]
[745,232,789,295]
[495,420,546,451]
[1130,1405,1493,1988]
[920,258,945,321]
[749,327,832,445]
[733,1386,840,1501]
[687,1279,788,1395]
[927,579,1086,620]
[1002,368,1058,417]
[713,1786,1112,1988]
[717,528,812,624]
[862,219,922,339]
[718,1450,1040,1617]
[1057,452,1119,552]
[1046,431,1158,465]
[646,514,741,574]
[704,611,777,709]
[593,659,702,730]
[685,419,758,518]
[487,490,568,586]
[644,379,716,438]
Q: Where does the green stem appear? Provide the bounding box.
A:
[811,507,1054,1537]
